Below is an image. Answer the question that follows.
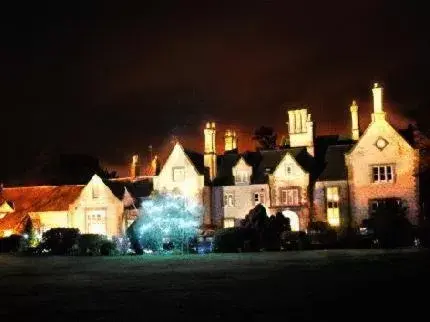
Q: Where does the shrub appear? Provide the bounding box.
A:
[213,227,260,253]
[112,236,132,255]
[363,200,413,248]
[40,228,80,255]
[78,234,106,256]
[0,235,25,253]
[307,221,338,249]
[281,231,310,250]
[100,240,117,256]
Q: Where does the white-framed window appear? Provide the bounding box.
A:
[281,188,299,206]
[172,167,185,182]
[223,193,235,207]
[372,165,394,183]
[254,192,265,205]
[326,186,340,227]
[86,210,107,235]
[223,218,235,228]
[235,171,249,184]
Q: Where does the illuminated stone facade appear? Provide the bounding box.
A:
[0,83,421,237]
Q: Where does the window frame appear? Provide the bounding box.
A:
[326,186,340,227]
[223,193,235,207]
[280,188,300,206]
[172,166,186,182]
[253,192,265,205]
[371,164,394,183]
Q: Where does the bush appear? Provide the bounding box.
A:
[0,235,25,253]
[281,231,310,250]
[213,227,260,253]
[100,240,117,256]
[112,236,132,255]
[40,228,80,255]
[78,234,106,256]
[307,221,338,249]
[363,200,413,248]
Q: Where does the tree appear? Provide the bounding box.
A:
[240,205,291,250]
[127,193,201,253]
[252,126,277,150]
[363,199,413,248]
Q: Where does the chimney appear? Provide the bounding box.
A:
[151,155,161,176]
[204,122,217,180]
[224,129,238,152]
[130,154,139,178]
[232,131,237,149]
[350,100,360,141]
[371,82,386,121]
[287,108,314,155]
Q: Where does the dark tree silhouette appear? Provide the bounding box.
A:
[252,126,277,150]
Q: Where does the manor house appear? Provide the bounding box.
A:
[0,83,420,237]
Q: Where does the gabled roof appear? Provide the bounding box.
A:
[253,147,316,183]
[212,154,243,186]
[183,149,206,175]
[318,144,352,181]
[0,185,84,233]
[105,178,153,209]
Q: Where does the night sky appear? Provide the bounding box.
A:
[1,1,429,178]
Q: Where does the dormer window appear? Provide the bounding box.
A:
[235,171,249,185]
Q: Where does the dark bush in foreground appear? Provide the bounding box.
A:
[213,227,260,253]
[78,234,106,255]
[41,228,80,255]
[100,240,117,256]
[281,231,310,250]
[362,200,413,248]
[0,235,25,253]
[307,221,338,249]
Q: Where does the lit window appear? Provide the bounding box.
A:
[172,167,185,182]
[223,193,235,207]
[87,211,107,235]
[281,188,299,206]
[223,218,235,228]
[372,165,393,183]
[254,192,265,205]
[235,171,249,184]
[326,187,340,227]
[2,229,13,237]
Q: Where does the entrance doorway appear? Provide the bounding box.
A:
[282,210,300,231]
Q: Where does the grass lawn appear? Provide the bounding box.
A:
[0,249,429,321]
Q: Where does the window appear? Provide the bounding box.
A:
[0,213,6,220]
[285,164,293,176]
[224,193,235,207]
[370,198,402,214]
[87,210,107,235]
[224,218,235,228]
[326,187,340,227]
[281,188,299,206]
[235,171,249,184]
[172,167,185,182]
[254,192,265,205]
[92,185,100,199]
[372,165,393,183]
